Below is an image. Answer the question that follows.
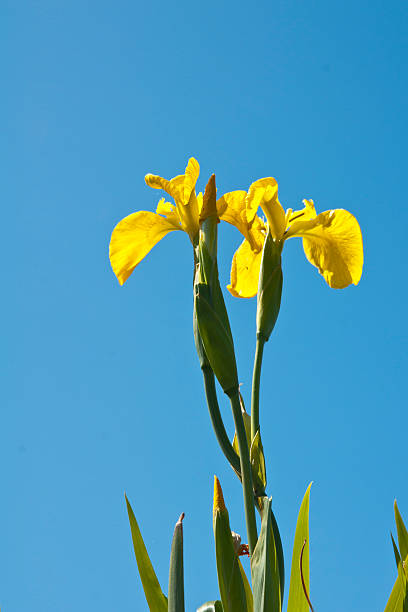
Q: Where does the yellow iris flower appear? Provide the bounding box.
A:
[217,177,364,298]
[109,158,201,285]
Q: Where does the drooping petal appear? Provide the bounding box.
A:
[227,238,263,298]
[286,209,363,288]
[109,211,180,285]
[246,178,278,223]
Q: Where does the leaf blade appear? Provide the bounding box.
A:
[395,502,408,563]
[251,496,282,612]
[287,483,312,612]
[168,513,185,612]
[125,495,168,612]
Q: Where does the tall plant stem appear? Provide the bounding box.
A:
[229,390,258,554]
[251,334,266,442]
[202,367,241,476]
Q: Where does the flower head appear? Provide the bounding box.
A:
[109,158,201,285]
[218,178,363,297]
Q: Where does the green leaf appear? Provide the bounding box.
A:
[251,496,282,612]
[196,602,223,612]
[395,502,408,563]
[392,534,403,569]
[287,483,312,612]
[270,508,285,599]
[250,429,267,496]
[384,505,408,612]
[168,513,185,612]
[385,577,404,612]
[125,495,168,612]
[238,559,254,612]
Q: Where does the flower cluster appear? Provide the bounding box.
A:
[109,157,363,294]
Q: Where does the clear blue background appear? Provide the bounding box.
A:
[2,1,407,610]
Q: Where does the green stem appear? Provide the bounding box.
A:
[251,334,266,443]
[202,367,241,476]
[229,390,258,554]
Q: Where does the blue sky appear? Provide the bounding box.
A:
[2,1,407,610]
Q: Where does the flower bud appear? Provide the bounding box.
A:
[256,231,283,341]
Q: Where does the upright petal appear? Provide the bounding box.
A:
[246,178,278,224]
[217,191,249,238]
[177,189,200,238]
[109,211,180,285]
[261,194,286,241]
[166,175,185,205]
[286,209,363,288]
[184,157,200,203]
[227,238,263,298]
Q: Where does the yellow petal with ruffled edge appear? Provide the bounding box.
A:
[109,211,180,285]
[286,198,317,227]
[285,209,363,288]
[227,238,263,298]
[156,197,181,226]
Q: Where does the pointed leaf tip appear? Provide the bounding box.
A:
[394,501,408,562]
[125,496,168,612]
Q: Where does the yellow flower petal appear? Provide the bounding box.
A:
[197,192,203,215]
[245,178,278,223]
[177,189,199,238]
[227,238,263,298]
[145,173,170,192]
[166,175,185,204]
[109,211,180,285]
[287,199,317,226]
[145,157,199,207]
[286,209,363,288]
[217,190,248,237]
[183,157,200,203]
[156,197,180,226]
[261,194,286,241]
